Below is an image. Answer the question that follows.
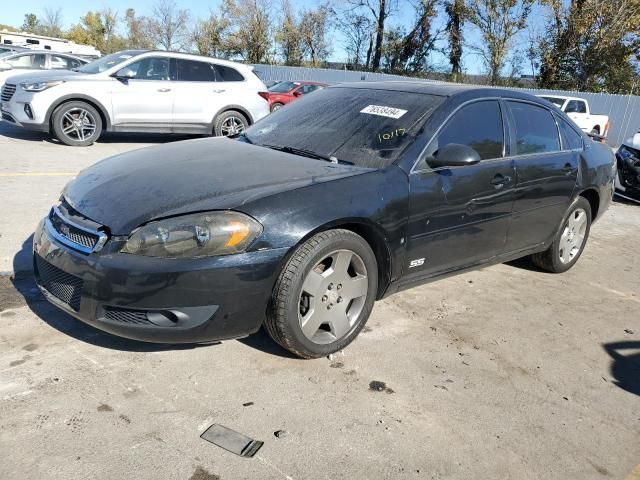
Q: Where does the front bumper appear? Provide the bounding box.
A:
[1,84,50,132]
[616,153,640,198]
[33,217,288,343]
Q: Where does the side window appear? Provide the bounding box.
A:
[508,101,560,155]
[214,64,244,82]
[177,59,216,82]
[120,57,171,80]
[565,100,587,114]
[7,54,46,69]
[427,100,504,161]
[50,55,79,70]
[556,115,583,150]
[300,85,318,94]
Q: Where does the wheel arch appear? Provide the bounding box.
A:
[577,187,600,221]
[293,218,393,300]
[46,95,111,131]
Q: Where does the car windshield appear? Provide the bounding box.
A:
[541,96,565,107]
[76,50,145,74]
[244,87,445,169]
[268,81,299,93]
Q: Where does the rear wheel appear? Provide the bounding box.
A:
[531,196,592,273]
[271,102,284,112]
[213,110,248,137]
[265,230,378,359]
[51,101,102,146]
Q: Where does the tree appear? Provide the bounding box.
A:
[299,5,331,67]
[275,0,303,65]
[148,0,190,51]
[466,0,534,85]
[41,7,63,37]
[445,0,465,81]
[333,8,373,69]
[538,0,640,93]
[221,0,273,63]
[66,10,126,54]
[125,9,154,49]
[21,14,40,33]
[393,0,441,73]
[191,13,230,57]
[346,0,397,71]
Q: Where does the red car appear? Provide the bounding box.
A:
[266,81,328,112]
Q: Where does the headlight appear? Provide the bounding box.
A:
[121,211,262,258]
[20,80,64,92]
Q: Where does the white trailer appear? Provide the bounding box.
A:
[0,30,101,58]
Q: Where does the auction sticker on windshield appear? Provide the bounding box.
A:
[360,105,408,119]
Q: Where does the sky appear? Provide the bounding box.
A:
[0,0,547,76]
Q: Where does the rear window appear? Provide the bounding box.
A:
[268,81,299,93]
[508,101,560,155]
[177,59,216,82]
[215,64,244,81]
[245,87,445,168]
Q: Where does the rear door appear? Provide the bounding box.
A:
[110,56,174,127]
[404,100,516,282]
[172,58,223,130]
[504,101,579,253]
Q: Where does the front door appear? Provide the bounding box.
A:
[110,56,174,127]
[404,100,516,284]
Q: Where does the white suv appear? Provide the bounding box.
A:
[0,50,270,146]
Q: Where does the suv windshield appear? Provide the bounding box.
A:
[77,50,145,74]
[244,87,444,168]
[268,81,299,93]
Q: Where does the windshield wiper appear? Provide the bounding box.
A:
[261,144,353,165]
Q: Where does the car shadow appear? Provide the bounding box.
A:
[11,234,294,357]
[603,341,640,397]
[504,256,548,273]
[0,121,199,145]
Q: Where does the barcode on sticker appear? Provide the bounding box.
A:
[360,105,408,119]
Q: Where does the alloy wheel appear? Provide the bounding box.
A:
[298,249,369,345]
[60,108,97,142]
[559,208,588,264]
[220,116,245,136]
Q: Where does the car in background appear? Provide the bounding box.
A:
[1,50,269,146]
[266,80,327,111]
[0,50,87,84]
[33,83,614,358]
[615,132,640,201]
[538,95,610,137]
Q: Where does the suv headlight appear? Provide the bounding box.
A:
[121,211,263,258]
[20,80,64,92]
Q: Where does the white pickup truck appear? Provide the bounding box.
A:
[538,95,610,137]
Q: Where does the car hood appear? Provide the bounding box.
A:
[63,137,371,235]
[5,69,86,84]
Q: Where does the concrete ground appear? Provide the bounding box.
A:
[0,122,638,480]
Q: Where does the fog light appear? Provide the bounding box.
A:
[24,103,33,120]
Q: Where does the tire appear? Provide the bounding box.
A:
[590,127,600,135]
[271,102,284,112]
[530,196,592,273]
[213,110,248,137]
[265,229,378,359]
[51,101,102,146]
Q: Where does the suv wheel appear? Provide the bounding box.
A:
[265,230,378,359]
[52,101,103,146]
[214,111,248,137]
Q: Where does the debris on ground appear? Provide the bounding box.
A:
[200,424,263,458]
[274,429,288,438]
[369,380,395,394]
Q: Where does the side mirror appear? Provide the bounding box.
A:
[293,90,302,97]
[112,67,136,80]
[0,62,12,71]
[429,143,481,168]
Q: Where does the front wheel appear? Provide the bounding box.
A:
[271,102,284,112]
[51,101,103,146]
[530,196,592,273]
[265,230,378,359]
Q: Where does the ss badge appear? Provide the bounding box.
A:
[409,258,425,268]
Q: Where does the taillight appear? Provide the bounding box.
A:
[258,92,269,101]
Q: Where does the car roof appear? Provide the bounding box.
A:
[332,81,546,102]
[4,50,84,58]
[538,94,585,102]
[142,50,254,71]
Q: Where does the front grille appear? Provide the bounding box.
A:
[1,83,16,102]
[49,208,100,251]
[35,255,83,311]
[103,307,153,326]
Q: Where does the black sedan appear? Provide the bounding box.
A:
[33,82,616,358]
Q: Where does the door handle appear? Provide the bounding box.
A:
[157,88,171,92]
[562,163,575,175]
[213,89,226,93]
[491,174,511,189]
